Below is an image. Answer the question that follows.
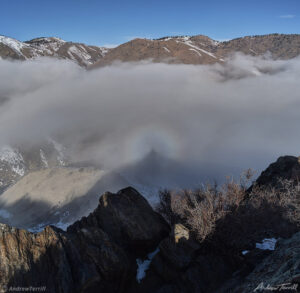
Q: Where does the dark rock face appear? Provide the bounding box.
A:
[0,187,170,293]
[128,224,241,293]
[254,155,300,188]
[230,232,300,292]
[68,187,170,257]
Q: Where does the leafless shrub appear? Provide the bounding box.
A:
[156,170,300,243]
[249,179,300,225]
[156,170,254,242]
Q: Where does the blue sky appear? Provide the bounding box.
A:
[1,0,299,47]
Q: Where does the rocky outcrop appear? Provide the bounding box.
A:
[230,232,300,292]
[0,187,170,293]
[1,156,300,293]
[253,155,300,189]
[68,187,170,257]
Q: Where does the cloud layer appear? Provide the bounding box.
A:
[1,54,300,186]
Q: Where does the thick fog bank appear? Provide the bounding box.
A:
[1,54,300,187]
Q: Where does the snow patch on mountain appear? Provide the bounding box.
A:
[68,45,93,65]
[189,48,202,57]
[1,35,108,66]
[0,35,28,57]
[48,138,67,166]
[0,146,25,176]
[40,149,49,168]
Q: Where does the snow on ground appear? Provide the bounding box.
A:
[0,35,28,57]
[136,247,160,283]
[68,45,93,65]
[48,138,67,166]
[29,37,66,55]
[160,37,172,41]
[176,37,218,59]
[163,47,170,53]
[0,145,25,176]
[189,48,202,57]
[211,40,220,46]
[242,250,249,255]
[0,35,108,64]
[256,238,277,250]
[99,47,109,56]
[40,149,49,168]
[249,48,257,54]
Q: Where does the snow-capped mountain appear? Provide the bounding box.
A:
[92,33,300,67]
[0,139,68,192]
[0,35,109,66]
[2,33,300,68]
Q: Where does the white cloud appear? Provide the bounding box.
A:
[279,14,296,19]
[1,55,300,185]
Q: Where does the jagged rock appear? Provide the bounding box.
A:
[129,223,239,293]
[68,187,170,257]
[0,187,170,293]
[1,155,300,293]
[253,155,300,188]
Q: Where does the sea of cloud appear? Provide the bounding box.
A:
[0,54,299,186]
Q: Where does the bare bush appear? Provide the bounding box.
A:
[156,170,253,242]
[249,179,300,225]
[156,170,300,243]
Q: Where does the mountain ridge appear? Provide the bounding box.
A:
[0,35,109,67]
[1,33,300,67]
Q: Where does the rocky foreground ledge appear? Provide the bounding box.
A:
[0,156,300,293]
[0,187,170,292]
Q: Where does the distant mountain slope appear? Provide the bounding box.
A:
[0,167,129,231]
[0,140,67,192]
[0,35,109,66]
[1,34,300,67]
[92,35,224,67]
[92,33,300,67]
